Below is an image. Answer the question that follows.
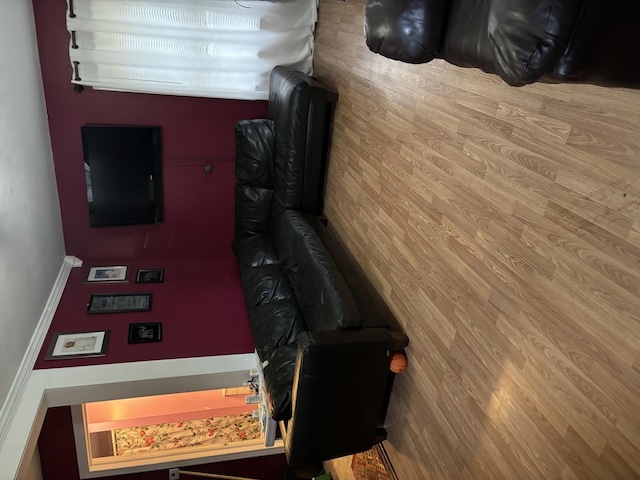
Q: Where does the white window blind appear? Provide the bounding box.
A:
[66,0,318,100]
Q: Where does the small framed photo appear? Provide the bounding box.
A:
[128,322,162,344]
[87,266,128,283]
[87,293,152,314]
[45,330,110,360]
[136,269,164,284]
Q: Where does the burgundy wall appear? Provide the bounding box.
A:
[38,407,288,480]
[32,0,268,262]
[31,0,267,365]
[29,4,289,478]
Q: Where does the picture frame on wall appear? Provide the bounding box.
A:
[45,330,110,360]
[86,266,128,282]
[87,293,152,314]
[136,269,164,284]
[128,322,162,344]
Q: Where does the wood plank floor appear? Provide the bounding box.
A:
[313,1,640,478]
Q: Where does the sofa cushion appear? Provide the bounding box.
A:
[365,0,450,64]
[251,299,307,361]
[274,210,361,332]
[261,344,298,421]
[442,0,583,85]
[439,0,494,75]
[232,234,279,270]
[241,264,293,308]
[270,209,309,286]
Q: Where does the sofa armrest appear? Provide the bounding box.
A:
[268,67,336,214]
[283,329,409,469]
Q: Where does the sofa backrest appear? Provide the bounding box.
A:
[234,119,276,239]
[269,66,329,214]
[553,0,640,87]
[273,209,361,332]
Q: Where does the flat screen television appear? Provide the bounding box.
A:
[82,125,163,227]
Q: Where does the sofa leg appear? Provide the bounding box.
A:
[374,427,388,444]
[285,463,324,479]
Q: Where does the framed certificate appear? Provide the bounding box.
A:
[87,293,152,314]
[45,331,110,360]
[86,266,128,282]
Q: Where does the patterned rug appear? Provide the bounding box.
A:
[350,444,398,480]
[114,412,261,456]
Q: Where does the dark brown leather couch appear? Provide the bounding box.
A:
[365,0,640,87]
[232,66,409,472]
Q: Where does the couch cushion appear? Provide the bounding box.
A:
[232,234,279,270]
[261,344,298,421]
[442,0,583,85]
[270,209,309,286]
[251,299,307,361]
[365,0,450,64]
[273,210,361,331]
[241,264,293,308]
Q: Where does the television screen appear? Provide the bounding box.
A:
[82,125,163,227]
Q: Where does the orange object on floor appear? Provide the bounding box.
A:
[389,352,408,373]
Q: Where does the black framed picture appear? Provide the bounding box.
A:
[87,293,152,314]
[128,323,162,344]
[136,269,164,284]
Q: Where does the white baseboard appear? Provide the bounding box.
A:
[0,255,82,449]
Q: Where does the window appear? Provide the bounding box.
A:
[66,0,318,100]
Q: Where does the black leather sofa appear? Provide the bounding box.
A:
[232,66,409,471]
[365,0,640,88]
